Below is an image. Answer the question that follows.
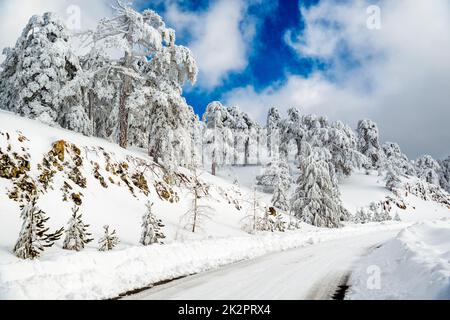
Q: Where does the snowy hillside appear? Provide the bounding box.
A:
[1,111,449,299]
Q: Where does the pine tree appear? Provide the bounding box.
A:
[91,2,197,149]
[256,158,281,193]
[357,119,383,170]
[203,101,227,175]
[0,13,88,133]
[415,155,441,186]
[370,202,392,222]
[385,165,402,192]
[141,202,166,245]
[291,144,345,228]
[438,156,450,193]
[266,107,281,158]
[273,210,286,232]
[63,206,93,251]
[14,197,64,259]
[271,159,291,211]
[327,121,365,178]
[382,142,415,176]
[98,225,119,251]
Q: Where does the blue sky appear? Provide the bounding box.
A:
[137,0,321,116]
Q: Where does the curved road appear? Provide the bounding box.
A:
[125,230,399,300]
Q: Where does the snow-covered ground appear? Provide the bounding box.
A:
[0,222,406,300]
[348,218,450,300]
[126,229,400,300]
[1,111,449,300]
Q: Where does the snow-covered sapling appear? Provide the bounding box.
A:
[141,202,165,245]
[14,197,64,259]
[63,206,93,251]
[182,170,213,233]
[240,187,266,234]
[98,225,119,251]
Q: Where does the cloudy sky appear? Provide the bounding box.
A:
[0,0,449,159]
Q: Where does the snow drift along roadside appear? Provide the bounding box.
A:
[0,222,405,300]
[347,218,450,300]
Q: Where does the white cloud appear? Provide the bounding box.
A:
[165,0,255,90]
[0,0,113,59]
[224,0,450,159]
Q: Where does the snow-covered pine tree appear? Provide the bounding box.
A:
[382,142,416,176]
[439,156,450,193]
[327,121,366,178]
[141,202,165,245]
[98,225,120,251]
[385,165,402,192]
[273,209,286,232]
[14,197,64,259]
[271,160,291,211]
[181,169,213,233]
[256,158,280,193]
[290,143,345,228]
[91,2,197,150]
[415,155,441,186]
[357,119,383,170]
[63,206,93,251]
[266,107,281,158]
[203,101,227,175]
[146,36,198,169]
[370,202,392,222]
[0,12,89,134]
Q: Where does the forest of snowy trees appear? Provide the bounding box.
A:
[1,2,450,238]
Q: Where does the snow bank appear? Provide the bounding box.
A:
[347,218,450,300]
[0,222,405,300]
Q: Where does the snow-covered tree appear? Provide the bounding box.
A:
[0,12,89,134]
[415,155,441,186]
[273,210,286,232]
[14,197,64,259]
[439,156,450,193]
[291,144,345,228]
[279,107,304,162]
[327,121,366,178]
[353,207,371,224]
[382,142,415,176]
[266,107,281,158]
[182,169,213,233]
[63,206,93,251]
[241,187,266,234]
[256,158,281,192]
[385,166,402,192]
[357,119,383,170]
[98,225,119,251]
[141,202,165,245]
[203,101,228,175]
[270,160,291,211]
[370,202,392,222]
[91,2,197,150]
[353,202,391,224]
